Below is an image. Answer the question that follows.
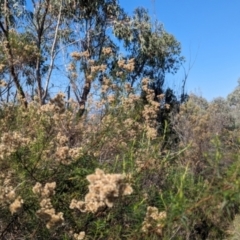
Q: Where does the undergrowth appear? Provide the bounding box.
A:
[1,75,240,240]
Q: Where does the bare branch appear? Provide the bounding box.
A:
[35,0,51,104]
[42,1,63,103]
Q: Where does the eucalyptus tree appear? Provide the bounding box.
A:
[0,0,63,105]
[66,6,185,117]
[113,7,184,96]
[0,0,29,106]
[54,0,127,114]
[113,7,186,138]
[0,0,186,117]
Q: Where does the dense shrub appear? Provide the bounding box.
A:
[0,85,240,239]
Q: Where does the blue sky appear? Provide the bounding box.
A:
[120,0,240,100]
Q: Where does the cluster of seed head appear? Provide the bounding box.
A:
[0,171,24,215]
[36,94,83,165]
[117,58,135,72]
[49,92,66,114]
[0,171,15,204]
[142,206,167,236]
[73,231,85,240]
[55,145,82,165]
[91,64,107,74]
[9,196,24,215]
[102,47,112,55]
[0,79,7,87]
[71,51,90,60]
[70,168,133,213]
[0,132,30,160]
[141,78,159,139]
[32,182,64,229]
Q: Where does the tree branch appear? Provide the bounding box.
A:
[35,0,50,104]
[1,1,27,107]
[42,1,63,103]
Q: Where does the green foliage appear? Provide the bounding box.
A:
[1,1,240,239]
[1,90,240,239]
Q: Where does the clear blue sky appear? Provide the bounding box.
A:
[120,0,240,100]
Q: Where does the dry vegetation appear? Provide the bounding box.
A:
[0,2,240,239]
[1,56,240,239]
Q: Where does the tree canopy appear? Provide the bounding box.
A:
[0,0,185,111]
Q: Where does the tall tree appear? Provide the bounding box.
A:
[0,0,186,118]
[58,0,126,115]
[113,8,183,87]
[0,0,28,106]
